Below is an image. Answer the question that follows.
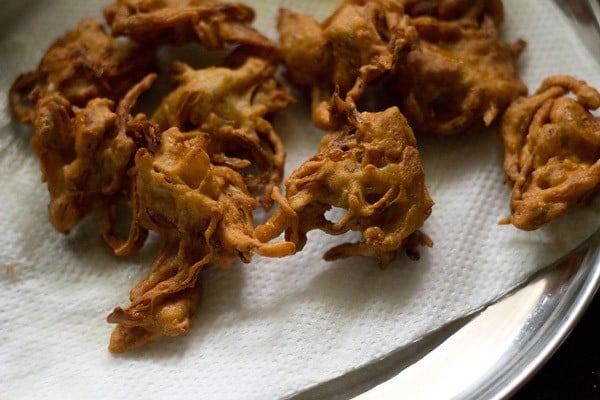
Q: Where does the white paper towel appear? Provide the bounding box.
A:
[0,0,599,399]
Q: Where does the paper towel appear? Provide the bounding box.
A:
[0,0,598,399]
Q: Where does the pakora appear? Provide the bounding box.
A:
[152,56,293,208]
[29,74,157,234]
[403,0,504,26]
[278,0,417,130]
[9,18,155,124]
[104,0,275,50]
[107,127,293,352]
[500,75,600,230]
[278,0,523,136]
[256,98,434,266]
[390,15,527,136]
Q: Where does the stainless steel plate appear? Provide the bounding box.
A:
[288,232,600,400]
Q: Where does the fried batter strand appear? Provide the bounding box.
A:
[30,74,157,234]
[9,19,155,124]
[390,16,526,136]
[500,75,600,230]
[256,98,433,266]
[278,0,417,130]
[104,0,275,50]
[152,57,293,208]
[107,128,293,352]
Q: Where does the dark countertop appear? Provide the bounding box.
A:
[512,291,600,399]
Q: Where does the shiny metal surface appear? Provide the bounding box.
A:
[288,231,600,400]
[553,0,600,65]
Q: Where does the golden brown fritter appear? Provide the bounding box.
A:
[278,0,519,135]
[256,98,433,266]
[107,127,293,352]
[390,16,527,136]
[500,75,600,230]
[9,18,155,124]
[152,57,294,208]
[403,0,504,26]
[278,0,417,130]
[29,74,157,235]
[108,243,204,353]
[104,0,275,50]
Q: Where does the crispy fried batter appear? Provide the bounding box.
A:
[278,0,519,135]
[500,75,600,230]
[30,74,157,234]
[403,0,504,26]
[278,1,417,130]
[152,57,293,208]
[9,19,155,124]
[104,0,275,50]
[390,16,526,136]
[256,98,433,266]
[107,127,293,352]
[108,244,204,353]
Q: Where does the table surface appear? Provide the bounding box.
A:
[512,290,600,399]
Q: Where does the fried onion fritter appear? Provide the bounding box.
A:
[256,98,433,266]
[499,75,600,230]
[278,1,418,130]
[29,74,158,235]
[108,242,204,353]
[107,127,294,352]
[104,0,276,50]
[390,16,527,136]
[152,57,294,208]
[403,0,504,26]
[9,18,155,124]
[278,0,522,136]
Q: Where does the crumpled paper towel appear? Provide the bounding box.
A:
[0,0,599,399]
